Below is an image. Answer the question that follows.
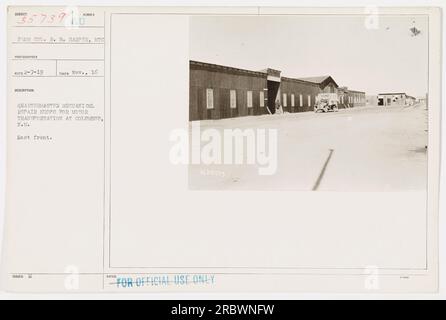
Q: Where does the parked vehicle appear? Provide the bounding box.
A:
[314,93,339,112]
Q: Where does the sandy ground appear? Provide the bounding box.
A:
[189,104,428,191]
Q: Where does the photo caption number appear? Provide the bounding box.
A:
[171,304,275,318]
[214,304,275,316]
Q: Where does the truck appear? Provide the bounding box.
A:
[314,93,339,113]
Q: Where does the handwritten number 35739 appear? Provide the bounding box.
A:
[17,12,67,24]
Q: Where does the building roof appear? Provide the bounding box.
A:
[348,89,366,94]
[281,76,320,86]
[296,75,339,88]
[260,68,281,78]
[190,60,267,77]
[378,92,407,95]
[190,61,365,93]
[296,76,331,83]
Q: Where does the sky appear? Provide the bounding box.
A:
[190,15,428,97]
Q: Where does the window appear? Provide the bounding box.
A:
[341,95,344,104]
[282,93,287,107]
[299,94,303,107]
[308,95,311,106]
[259,91,265,107]
[230,90,236,109]
[291,94,295,107]
[206,88,214,109]
[247,91,253,108]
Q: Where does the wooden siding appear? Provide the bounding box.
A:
[338,89,366,108]
[280,79,320,113]
[347,90,366,107]
[190,65,268,121]
[189,61,366,120]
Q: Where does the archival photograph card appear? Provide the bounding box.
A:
[1,6,441,293]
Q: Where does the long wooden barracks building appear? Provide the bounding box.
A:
[190,60,366,121]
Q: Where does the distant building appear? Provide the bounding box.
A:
[345,89,366,108]
[417,96,427,105]
[377,92,416,107]
[190,60,366,121]
[406,95,416,106]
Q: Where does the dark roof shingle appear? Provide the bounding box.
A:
[296,76,332,84]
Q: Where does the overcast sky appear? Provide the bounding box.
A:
[190,15,428,97]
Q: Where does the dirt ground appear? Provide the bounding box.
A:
[189,104,428,191]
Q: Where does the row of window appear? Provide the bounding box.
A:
[229,90,263,109]
[205,88,364,109]
[281,93,311,108]
[206,89,264,110]
[206,89,312,110]
[281,93,364,106]
[337,95,364,104]
[348,95,364,103]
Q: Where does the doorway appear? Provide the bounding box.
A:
[267,80,280,114]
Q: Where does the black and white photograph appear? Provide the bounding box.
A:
[0,3,443,300]
[188,15,428,191]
